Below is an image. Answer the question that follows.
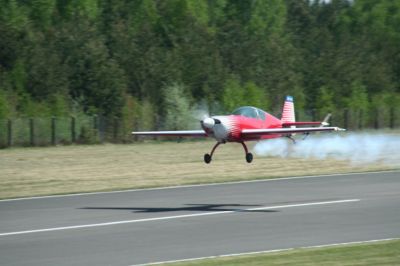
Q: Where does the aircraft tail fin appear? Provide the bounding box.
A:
[281,96,295,124]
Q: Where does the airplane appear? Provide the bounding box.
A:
[132,96,345,163]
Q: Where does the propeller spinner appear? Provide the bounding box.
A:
[202,117,221,129]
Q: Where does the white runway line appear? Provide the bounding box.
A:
[0,199,360,237]
[134,238,400,266]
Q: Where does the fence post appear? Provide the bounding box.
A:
[343,109,349,129]
[29,118,35,146]
[98,115,105,143]
[7,119,12,147]
[71,116,76,143]
[51,117,56,145]
[374,108,379,129]
[93,115,98,142]
[134,120,138,142]
[390,108,395,129]
[295,110,300,121]
[93,115,98,130]
[113,117,118,142]
[311,109,316,122]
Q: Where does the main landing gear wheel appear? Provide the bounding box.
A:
[204,153,212,164]
[203,142,221,164]
[240,141,253,163]
[246,153,253,163]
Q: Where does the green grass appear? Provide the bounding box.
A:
[166,239,400,266]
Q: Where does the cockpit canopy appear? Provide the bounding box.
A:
[232,106,266,120]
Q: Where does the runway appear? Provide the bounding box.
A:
[0,171,399,265]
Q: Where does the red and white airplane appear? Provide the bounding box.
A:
[132,96,345,163]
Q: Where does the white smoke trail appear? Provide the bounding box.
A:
[253,132,400,165]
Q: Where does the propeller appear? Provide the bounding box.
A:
[202,117,221,129]
[191,101,211,120]
[191,103,222,130]
[191,105,221,130]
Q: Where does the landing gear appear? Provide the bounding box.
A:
[287,135,296,144]
[240,141,253,163]
[204,142,221,164]
[204,141,253,164]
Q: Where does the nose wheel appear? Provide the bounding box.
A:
[203,141,253,163]
[204,153,212,164]
[204,142,221,164]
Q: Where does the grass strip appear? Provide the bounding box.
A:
[166,239,400,266]
[0,140,399,199]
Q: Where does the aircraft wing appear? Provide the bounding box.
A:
[282,122,322,127]
[241,127,345,137]
[132,130,207,137]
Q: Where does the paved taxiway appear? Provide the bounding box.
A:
[0,171,399,265]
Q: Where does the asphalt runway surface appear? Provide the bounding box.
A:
[0,171,399,266]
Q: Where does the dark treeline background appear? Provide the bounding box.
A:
[0,0,400,131]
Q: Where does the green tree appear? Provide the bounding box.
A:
[17,93,52,117]
[163,83,191,130]
[369,92,400,128]
[10,60,27,94]
[59,0,100,20]
[0,0,30,30]
[0,90,10,119]
[315,86,336,118]
[346,81,369,111]
[49,94,69,117]
[139,99,157,131]
[222,77,244,112]
[30,0,56,29]
[0,0,399,129]
[243,81,269,110]
[26,34,69,101]
[55,18,126,116]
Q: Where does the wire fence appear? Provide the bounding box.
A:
[296,107,400,131]
[0,115,134,148]
[0,108,399,148]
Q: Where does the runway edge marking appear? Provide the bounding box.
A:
[133,238,400,266]
[1,169,398,202]
[0,199,360,237]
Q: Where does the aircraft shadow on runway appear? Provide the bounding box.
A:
[81,204,278,213]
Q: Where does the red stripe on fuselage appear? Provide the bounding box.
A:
[228,114,282,142]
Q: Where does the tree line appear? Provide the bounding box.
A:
[0,0,399,131]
